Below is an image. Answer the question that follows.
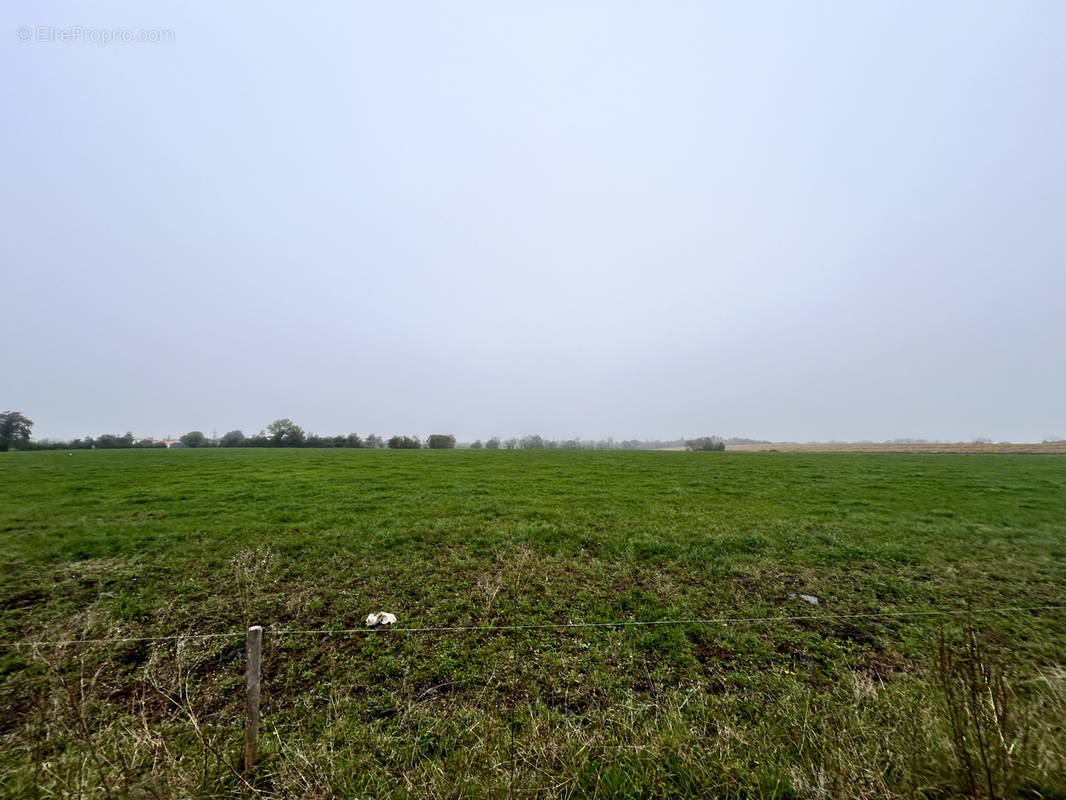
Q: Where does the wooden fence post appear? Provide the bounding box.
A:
[244,625,263,776]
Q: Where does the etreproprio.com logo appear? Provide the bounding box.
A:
[16,25,175,44]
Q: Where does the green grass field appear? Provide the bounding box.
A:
[2,449,1065,798]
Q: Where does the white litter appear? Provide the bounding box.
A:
[365,612,398,627]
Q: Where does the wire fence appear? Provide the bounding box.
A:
[5,602,1064,648]
[7,601,1065,797]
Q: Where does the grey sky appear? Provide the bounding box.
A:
[3,2,1064,443]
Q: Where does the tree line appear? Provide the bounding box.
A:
[466,435,726,450]
[2,411,731,452]
[1,415,459,451]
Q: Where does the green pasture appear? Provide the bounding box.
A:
[1,449,1064,797]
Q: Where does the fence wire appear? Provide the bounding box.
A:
[5,602,1063,648]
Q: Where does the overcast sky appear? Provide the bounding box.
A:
[3,2,1064,443]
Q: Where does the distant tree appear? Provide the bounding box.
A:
[427,434,456,449]
[180,430,207,448]
[22,438,60,451]
[0,411,33,451]
[470,439,483,449]
[344,433,363,448]
[521,434,545,450]
[266,418,306,447]
[504,438,518,450]
[95,432,135,449]
[364,433,383,449]
[485,437,500,450]
[220,429,246,447]
[387,435,421,449]
[686,436,725,451]
[133,437,165,448]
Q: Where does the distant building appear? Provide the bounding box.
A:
[163,440,186,449]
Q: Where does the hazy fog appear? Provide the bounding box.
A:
[3,2,1064,443]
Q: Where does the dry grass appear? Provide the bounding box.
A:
[10,631,1066,798]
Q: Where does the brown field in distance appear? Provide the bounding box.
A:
[725,441,1066,454]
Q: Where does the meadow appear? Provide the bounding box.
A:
[1,449,1064,798]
